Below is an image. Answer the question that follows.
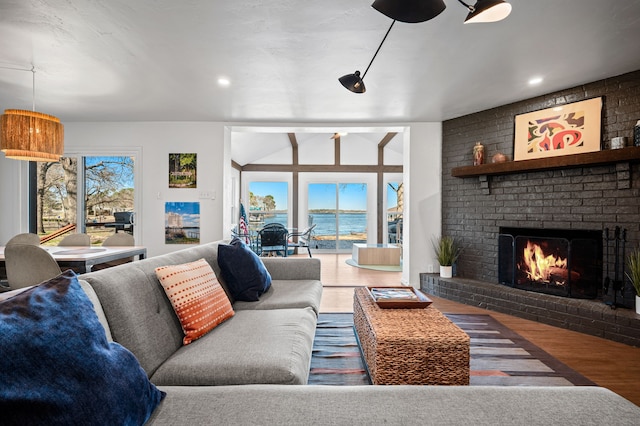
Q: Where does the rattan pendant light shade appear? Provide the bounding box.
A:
[1,109,64,162]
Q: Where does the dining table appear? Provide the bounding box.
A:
[0,245,147,276]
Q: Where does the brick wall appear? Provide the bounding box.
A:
[442,70,640,283]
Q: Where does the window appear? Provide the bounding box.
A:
[248,181,288,231]
[31,155,136,245]
[308,183,367,251]
[387,181,403,244]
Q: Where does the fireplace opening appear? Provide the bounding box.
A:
[498,228,602,299]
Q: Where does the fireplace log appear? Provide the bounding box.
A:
[548,267,580,283]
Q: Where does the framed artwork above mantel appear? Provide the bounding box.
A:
[513,97,603,162]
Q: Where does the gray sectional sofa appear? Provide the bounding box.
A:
[3,240,640,424]
[81,241,323,386]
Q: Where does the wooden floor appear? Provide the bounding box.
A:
[312,253,640,406]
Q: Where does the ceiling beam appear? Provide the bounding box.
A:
[376,132,397,242]
[288,133,299,235]
[288,133,299,166]
[287,133,298,149]
[378,132,398,149]
[240,164,402,173]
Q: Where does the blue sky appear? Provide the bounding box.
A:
[307,183,367,211]
[250,181,399,212]
[85,156,134,188]
[387,183,399,208]
[249,182,289,210]
[165,202,200,227]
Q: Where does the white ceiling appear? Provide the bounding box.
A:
[1,0,640,160]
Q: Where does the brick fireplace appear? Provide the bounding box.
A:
[432,69,640,346]
[498,227,602,299]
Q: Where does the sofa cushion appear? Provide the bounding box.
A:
[156,258,234,345]
[0,270,165,425]
[150,307,317,386]
[217,237,272,301]
[147,385,640,426]
[233,279,323,314]
[77,279,114,341]
[82,242,225,376]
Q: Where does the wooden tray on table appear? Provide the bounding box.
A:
[367,286,433,309]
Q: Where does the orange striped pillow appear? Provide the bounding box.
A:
[155,258,234,345]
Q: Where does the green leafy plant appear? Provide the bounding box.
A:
[432,235,462,266]
[626,248,640,297]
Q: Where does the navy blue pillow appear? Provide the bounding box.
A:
[0,270,165,426]
[217,237,272,301]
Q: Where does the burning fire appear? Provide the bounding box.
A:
[521,241,567,282]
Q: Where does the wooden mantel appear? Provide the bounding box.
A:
[451,146,640,178]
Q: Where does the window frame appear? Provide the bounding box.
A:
[29,146,143,244]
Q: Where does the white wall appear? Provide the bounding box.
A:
[0,122,227,256]
[403,123,442,287]
[0,156,29,243]
[1,121,442,285]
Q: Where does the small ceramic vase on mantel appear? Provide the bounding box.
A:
[473,142,485,166]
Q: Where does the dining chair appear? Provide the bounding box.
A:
[231,227,257,253]
[6,233,41,246]
[5,244,62,289]
[91,233,136,271]
[58,233,91,246]
[257,224,289,257]
[287,224,317,257]
[102,233,135,246]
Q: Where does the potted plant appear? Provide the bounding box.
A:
[626,247,640,314]
[432,235,462,278]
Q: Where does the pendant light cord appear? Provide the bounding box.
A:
[361,20,396,80]
[32,66,36,111]
[0,64,38,111]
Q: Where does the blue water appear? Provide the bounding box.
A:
[261,212,366,236]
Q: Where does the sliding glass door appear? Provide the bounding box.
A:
[308,183,367,252]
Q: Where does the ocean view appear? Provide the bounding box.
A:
[255,212,367,236]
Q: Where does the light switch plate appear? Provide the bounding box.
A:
[199,191,216,200]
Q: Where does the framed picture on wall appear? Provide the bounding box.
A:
[169,153,197,188]
[164,202,200,244]
[513,97,602,161]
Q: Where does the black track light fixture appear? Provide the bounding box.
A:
[338,20,396,94]
[339,1,512,93]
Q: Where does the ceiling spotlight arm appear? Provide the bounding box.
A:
[456,0,475,12]
[361,19,396,80]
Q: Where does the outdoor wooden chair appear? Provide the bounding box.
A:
[105,212,134,234]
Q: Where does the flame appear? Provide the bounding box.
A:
[522,241,567,282]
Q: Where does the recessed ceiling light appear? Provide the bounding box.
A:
[218,77,230,87]
[528,76,543,86]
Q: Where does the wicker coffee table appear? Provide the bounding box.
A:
[353,287,470,385]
